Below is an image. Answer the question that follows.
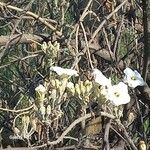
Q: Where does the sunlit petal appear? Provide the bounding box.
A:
[92,69,111,87]
[50,66,78,76]
[123,67,145,88]
[107,82,130,106]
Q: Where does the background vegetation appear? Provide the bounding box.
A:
[0,0,149,150]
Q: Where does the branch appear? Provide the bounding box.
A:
[0,34,43,46]
[91,0,128,40]
[4,147,36,150]
[34,112,115,148]
[0,2,62,36]
[71,0,127,68]
[141,0,150,81]
[116,120,138,150]
[0,104,34,113]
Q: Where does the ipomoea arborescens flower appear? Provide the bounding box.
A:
[107,82,130,106]
[123,67,145,88]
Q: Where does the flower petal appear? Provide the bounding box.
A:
[93,69,111,87]
[124,67,135,76]
[50,66,78,76]
[107,82,130,106]
[123,67,145,88]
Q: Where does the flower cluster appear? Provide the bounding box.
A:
[35,66,145,119]
[93,67,145,106]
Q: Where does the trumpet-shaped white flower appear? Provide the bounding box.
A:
[123,67,145,88]
[107,82,130,106]
[50,66,78,76]
[92,69,111,87]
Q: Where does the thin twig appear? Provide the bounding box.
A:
[113,17,124,61]
[72,0,127,68]
[33,112,115,148]
[134,90,146,141]
[79,0,93,22]
[80,22,94,69]
[103,118,111,150]
[103,27,114,62]
[141,0,150,81]
[116,119,138,150]
[0,2,62,36]
[0,34,43,46]
[0,0,35,60]
[91,0,127,40]
[0,54,38,69]
[0,104,34,113]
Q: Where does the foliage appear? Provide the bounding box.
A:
[0,0,149,149]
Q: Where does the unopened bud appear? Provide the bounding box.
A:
[35,84,46,103]
[85,80,92,94]
[80,81,86,96]
[41,42,47,52]
[75,83,81,97]
[55,79,60,89]
[139,141,146,150]
[67,82,75,95]
[13,127,20,135]
[51,79,56,87]
[31,118,37,131]
[40,105,46,116]
[50,89,57,100]
[46,105,51,115]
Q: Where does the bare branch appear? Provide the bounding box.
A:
[0,34,43,46]
[0,2,62,36]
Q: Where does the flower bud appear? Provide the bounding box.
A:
[50,89,57,100]
[84,80,90,87]
[80,81,86,96]
[46,105,51,115]
[75,83,81,97]
[35,84,46,104]
[54,41,60,50]
[13,127,20,135]
[40,105,46,116]
[67,82,75,96]
[30,118,37,131]
[128,112,136,125]
[84,80,92,94]
[22,115,30,128]
[59,78,68,96]
[48,41,52,47]
[41,42,47,52]
[51,79,56,87]
[139,141,146,150]
[55,79,60,89]
[22,116,26,125]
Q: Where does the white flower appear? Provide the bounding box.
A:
[92,69,111,87]
[123,67,145,88]
[107,82,130,106]
[50,66,78,76]
[35,84,46,93]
